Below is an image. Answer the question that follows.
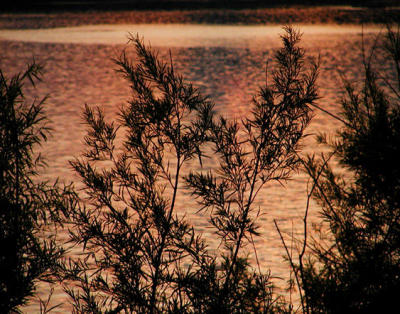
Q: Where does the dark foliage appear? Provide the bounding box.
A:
[62,27,318,313]
[0,63,73,312]
[62,34,216,313]
[186,26,318,313]
[300,24,400,313]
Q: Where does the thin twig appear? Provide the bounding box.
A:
[274,219,305,313]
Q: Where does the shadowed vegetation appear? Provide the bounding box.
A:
[293,24,400,313]
[60,26,318,313]
[0,63,74,312]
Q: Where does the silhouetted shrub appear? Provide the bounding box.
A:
[0,63,73,312]
[300,24,400,313]
[185,26,318,313]
[62,26,318,313]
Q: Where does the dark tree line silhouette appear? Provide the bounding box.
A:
[1,0,397,13]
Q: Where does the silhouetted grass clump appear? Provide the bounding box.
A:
[296,24,400,313]
[60,26,318,313]
[0,63,74,312]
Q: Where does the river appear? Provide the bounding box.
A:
[0,23,392,312]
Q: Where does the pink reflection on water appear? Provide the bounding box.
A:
[0,24,392,312]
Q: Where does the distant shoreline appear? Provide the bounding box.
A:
[2,1,399,13]
[1,7,399,30]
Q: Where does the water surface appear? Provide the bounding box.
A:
[0,23,392,312]
[0,23,381,46]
